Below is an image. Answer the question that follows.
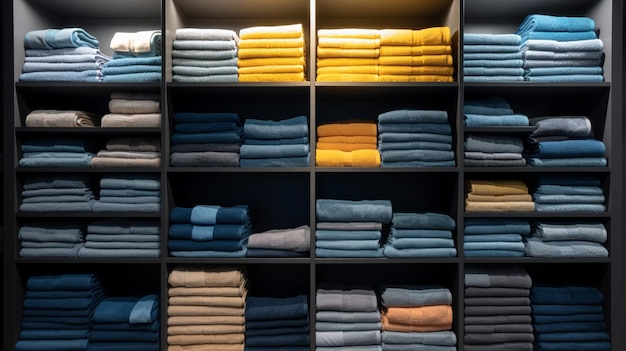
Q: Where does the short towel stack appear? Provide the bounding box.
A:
[20,174,96,212]
[238,23,306,82]
[172,28,239,82]
[463,218,531,258]
[316,28,380,82]
[168,204,252,257]
[464,265,534,351]
[246,225,311,257]
[463,96,529,127]
[92,173,161,213]
[19,222,85,258]
[377,109,455,167]
[465,179,535,212]
[170,112,242,167]
[532,175,606,212]
[316,121,381,167]
[383,212,457,258]
[102,30,162,82]
[19,136,95,168]
[25,109,99,127]
[315,199,392,258]
[167,267,247,351]
[91,137,161,168]
[100,92,161,128]
[240,115,310,167]
[464,134,526,167]
[463,34,523,82]
[525,221,608,257]
[79,219,161,258]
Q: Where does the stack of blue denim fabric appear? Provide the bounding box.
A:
[383,212,457,258]
[532,175,606,212]
[245,295,310,350]
[20,174,96,212]
[463,218,530,258]
[463,33,523,82]
[19,221,85,258]
[524,221,608,257]
[79,219,161,258]
[92,173,161,213]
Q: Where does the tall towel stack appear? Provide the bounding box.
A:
[101,92,161,128]
[240,115,310,167]
[532,175,606,212]
[245,295,310,350]
[315,199,392,257]
[465,179,535,212]
[316,121,381,167]
[167,267,247,351]
[102,30,162,82]
[168,205,252,257]
[464,265,534,351]
[15,274,105,351]
[246,225,311,257]
[91,137,161,168]
[377,109,455,167]
[25,109,99,127]
[463,218,531,258]
[92,173,161,212]
[316,28,381,82]
[530,285,611,351]
[19,222,85,258]
[464,134,526,167]
[315,282,382,350]
[91,294,160,351]
[463,96,529,127]
[383,212,457,258]
[525,221,608,257]
[20,28,110,82]
[463,34,523,82]
[516,14,604,82]
[170,112,242,167]
[238,23,306,82]
[19,136,95,168]
[79,219,161,258]
[20,174,96,212]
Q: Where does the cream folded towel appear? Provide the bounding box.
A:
[168,284,247,297]
[168,344,243,351]
[167,333,244,345]
[168,295,245,308]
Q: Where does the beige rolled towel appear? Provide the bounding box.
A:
[100,113,161,128]
[168,295,245,308]
[168,285,247,297]
[168,344,244,351]
[169,267,246,288]
[168,324,245,335]
[167,305,244,317]
[25,109,99,127]
[168,315,245,326]
[167,333,244,345]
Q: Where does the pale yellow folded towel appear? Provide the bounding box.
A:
[167,305,244,316]
[380,27,451,46]
[378,66,454,76]
[238,57,306,68]
[168,268,246,288]
[317,47,380,58]
[466,180,529,195]
[240,23,303,39]
[168,333,244,345]
[238,72,305,82]
[318,28,380,39]
[378,75,454,82]
[238,47,305,59]
[465,201,536,212]
[317,73,379,82]
[317,65,378,75]
[168,324,245,335]
[168,316,245,326]
[317,122,377,137]
[316,149,381,167]
[168,295,245,308]
[466,193,533,202]
[379,54,453,66]
[317,57,378,67]
[239,65,304,74]
[318,37,380,49]
[380,45,452,56]
[238,36,305,48]
[168,344,244,351]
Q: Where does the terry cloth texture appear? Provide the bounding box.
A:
[246,225,310,257]
[78,218,160,258]
[241,115,310,167]
[20,174,96,213]
[19,222,86,258]
[245,295,310,348]
[464,96,529,127]
[532,174,606,212]
[173,28,239,82]
[91,136,160,168]
[19,136,96,168]
[384,212,457,258]
[464,218,531,258]
[25,110,99,127]
[463,33,524,82]
[464,134,526,167]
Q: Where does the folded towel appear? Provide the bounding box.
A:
[247,225,310,251]
[169,223,250,241]
[378,55,454,67]
[245,295,308,321]
[316,199,392,223]
[316,149,381,167]
[380,285,452,307]
[465,265,532,288]
[243,115,308,139]
[318,37,380,49]
[170,151,240,167]
[524,237,608,257]
[465,135,524,154]
[238,47,304,59]
[168,267,246,288]
[317,73,379,82]
[25,110,99,127]
[533,222,606,242]
[466,179,529,195]
[316,330,381,347]
[380,27,451,46]
[24,28,99,49]
[240,24,303,39]
[463,33,522,45]
[517,14,595,34]
[238,73,306,82]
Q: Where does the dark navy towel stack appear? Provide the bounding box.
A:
[464,218,531,258]
[383,212,457,258]
[92,173,161,213]
[463,33,524,82]
[532,175,606,212]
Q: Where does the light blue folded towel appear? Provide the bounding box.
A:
[316,230,381,240]
[463,44,521,53]
[99,174,160,190]
[464,67,525,76]
[533,222,606,242]
[239,155,310,167]
[173,39,237,51]
[20,246,83,258]
[463,59,524,68]
[525,66,603,76]
[377,110,448,124]
[316,247,384,258]
[379,285,452,307]
[19,154,94,168]
[464,96,514,115]
[464,114,529,127]
[524,74,604,82]
[464,241,526,251]
[519,31,598,43]
[77,248,159,258]
[523,38,603,52]
[464,219,532,235]
[381,160,456,167]
[534,185,605,196]
[381,149,454,162]
[463,33,521,45]
[316,330,381,347]
[464,75,525,82]
[525,237,608,257]
[102,65,162,75]
[464,52,523,61]
[104,56,162,67]
[25,46,102,57]
[517,14,595,33]
[464,234,523,242]
[316,239,381,250]
[316,199,392,223]
[98,195,160,204]
[535,203,606,212]
[24,28,99,49]
[390,228,453,239]
[388,237,454,249]
[102,72,161,82]
[172,57,239,68]
[19,70,100,82]
[172,49,238,60]
[383,246,457,258]
[523,49,602,61]
[241,144,309,158]
[172,65,238,76]
[243,115,309,140]
[465,135,524,153]
[24,53,109,64]
[379,140,452,151]
[523,58,602,68]
[22,61,103,73]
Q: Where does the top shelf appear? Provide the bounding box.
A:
[24,0,161,19]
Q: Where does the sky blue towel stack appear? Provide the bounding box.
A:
[20,28,110,82]
[172,28,239,82]
[15,274,105,351]
[464,218,531,258]
[19,222,85,258]
[245,295,310,350]
[463,33,524,82]
[19,136,95,168]
[464,96,529,127]
[464,265,534,351]
[100,92,162,128]
[383,212,457,258]
[92,173,161,212]
[532,174,606,212]
[78,219,160,258]
[20,174,96,212]
[377,109,455,167]
[524,221,608,257]
[315,199,392,257]
[531,285,611,351]
[465,134,526,167]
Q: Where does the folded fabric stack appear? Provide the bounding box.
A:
[92,173,161,212]
[102,30,162,82]
[525,116,607,167]
[167,267,247,351]
[20,174,95,212]
[168,204,252,257]
[19,136,95,168]
[245,295,310,350]
[315,199,392,257]
[525,221,608,257]
[91,294,160,351]
[316,28,380,82]
[379,27,454,82]
[464,265,534,351]
[316,282,382,350]
[379,284,456,351]
[530,285,611,351]
[532,174,606,212]
[20,28,109,82]
[170,112,242,167]
[91,137,160,168]
[464,218,531,258]
[246,225,311,257]
[25,109,99,127]
[238,23,306,82]
[19,222,85,258]
[79,219,161,258]
[316,121,380,167]
[465,179,535,212]
[383,212,457,258]
[463,33,523,82]
[463,96,529,127]
[464,134,526,167]
[101,92,161,128]
[15,274,105,351]
[378,109,455,167]
[516,14,604,82]
[240,115,310,166]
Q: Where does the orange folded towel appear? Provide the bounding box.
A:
[382,316,452,332]
[168,333,245,345]
[238,72,305,82]
[316,142,377,151]
[380,27,451,46]
[317,57,379,67]
[466,180,529,195]
[378,75,454,82]
[318,136,378,144]
[168,315,245,326]
[317,47,380,58]
[317,73,379,82]
[317,65,379,75]
[315,149,381,167]
[465,201,536,212]
[317,122,377,137]
[318,28,380,39]
[240,24,303,39]
[378,66,454,76]
[169,268,246,288]
[318,37,381,49]
[169,344,244,351]
[380,45,452,56]
[466,193,533,202]
[238,37,305,48]
[378,54,454,66]
[239,65,305,74]
[382,305,452,330]
[238,47,305,59]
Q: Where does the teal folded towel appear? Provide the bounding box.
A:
[316,199,393,223]
[533,222,606,243]
[378,110,449,124]
[240,144,309,158]
[463,44,521,53]
[464,114,529,127]
[524,66,603,76]
[464,96,514,115]
[464,67,525,76]
[24,28,99,49]
[104,56,162,67]
[390,228,453,239]
[517,14,595,33]
[172,65,238,76]
[463,33,521,45]
[243,115,309,139]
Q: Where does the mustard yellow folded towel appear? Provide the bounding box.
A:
[380,27,451,46]
[238,47,304,59]
[317,47,380,58]
[317,65,378,75]
[466,193,533,202]
[238,57,306,68]
[379,54,454,66]
[318,28,380,39]
[316,149,381,167]
[238,37,305,48]
[378,75,454,82]
[238,72,305,82]
[169,268,245,288]
[317,57,378,67]
[168,285,247,297]
[168,295,245,308]
[378,66,454,76]
[317,73,379,82]
[318,136,378,144]
[465,201,536,212]
[380,45,452,56]
[168,333,244,345]
[239,65,304,74]
[168,324,245,336]
[168,316,245,326]
[240,23,303,39]
[317,122,377,137]
[168,344,243,351]
[318,37,381,49]
[466,179,529,195]
[167,305,244,317]
[316,142,377,151]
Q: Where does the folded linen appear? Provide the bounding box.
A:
[465,135,524,154]
[316,247,383,257]
[527,139,605,158]
[465,265,531,288]
[383,246,457,258]
[245,295,308,321]
[316,229,380,241]
[100,114,161,127]
[24,28,99,49]
[524,237,608,257]
[517,14,595,33]
[381,149,454,162]
[239,72,305,82]
[378,55,454,67]
[170,151,240,167]
[533,222,606,242]
[390,228,452,239]
[463,33,521,45]
[243,115,308,139]
[378,109,449,124]
[466,180,529,195]
[25,110,99,127]
[380,285,452,307]
[239,37,305,49]
[240,24,303,39]
[316,199,392,223]
[377,122,451,134]
[380,27,451,46]
[387,237,454,249]
[379,132,452,143]
[169,223,250,241]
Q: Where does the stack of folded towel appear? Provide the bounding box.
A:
[464,265,534,351]
[20,28,109,82]
[91,137,161,168]
[238,23,306,82]
[378,109,455,167]
[464,134,526,167]
[246,225,311,257]
[516,14,604,82]
[170,112,242,167]
[172,28,239,82]
[92,173,160,212]
[245,295,310,350]
[20,174,95,212]
[316,282,382,349]
[19,136,95,168]
[240,115,310,166]
[79,219,161,258]
[525,116,607,167]
[525,221,608,257]
[379,27,454,82]
[316,121,380,167]
[383,212,457,258]
[15,274,105,351]
[167,267,247,351]
[168,204,252,257]
[91,294,160,351]
[25,109,99,127]
[530,285,611,351]
[102,30,162,82]
[316,28,380,82]
[463,218,531,258]
[101,92,161,128]
[465,179,535,212]
[463,33,523,82]
[463,96,529,127]
[532,174,606,212]
[315,199,392,257]
[19,222,85,258]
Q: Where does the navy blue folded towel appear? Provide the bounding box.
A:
[245,295,309,321]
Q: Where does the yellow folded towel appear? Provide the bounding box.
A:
[317,73,379,82]
[318,136,378,144]
[317,65,378,75]
[318,28,380,39]
[380,45,452,56]
[168,333,244,345]
[318,37,380,49]
[317,122,377,137]
[315,149,381,167]
[317,47,380,58]
[317,57,378,67]
[169,268,245,288]
[380,27,451,46]
[466,193,533,202]
[378,75,454,82]
[168,344,244,351]
[167,305,244,316]
[465,201,536,212]
[239,65,305,74]
[168,324,245,335]
[238,72,306,82]
[240,23,303,39]
[238,36,305,48]
[466,180,529,195]
[378,66,454,76]
[168,285,247,297]
[168,295,245,308]
[379,54,454,66]
[168,316,245,326]
[238,57,306,68]
[238,47,305,59]
[316,142,378,151]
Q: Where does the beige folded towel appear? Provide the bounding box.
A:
[465,201,536,212]
[108,99,160,114]
[168,295,245,308]
[169,267,246,288]
[466,180,529,195]
[168,315,245,326]
[105,137,161,152]
[168,324,245,336]
[167,305,244,317]
[168,343,244,351]
[168,333,244,345]
[168,285,247,297]
[466,193,533,202]
[25,110,99,127]
[100,113,161,128]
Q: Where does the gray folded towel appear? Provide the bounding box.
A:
[105,137,161,152]
[247,225,310,251]
[25,109,99,127]
[100,113,161,127]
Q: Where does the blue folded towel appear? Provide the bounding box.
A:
[243,115,309,140]
[464,233,523,242]
[524,237,608,257]
[240,144,309,158]
[175,121,239,133]
[533,222,606,243]
[464,52,523,60]
[534,184,603,196]
[316,247,384,258]
[246,325,309,336]
[103,56,162,68]
[464,114,530,127]
[464,76,525,82]
[390,228,453,239]
[174,112,240,123]
[168,238,245,252]
[99,174,160,190]
[90,330,159,342]
[535,203,606,212]
[316,321,381,332]
[92,202,160,213]
[535,174,601,186]
[24,297,94,310]
[464,218,531,235]
[173,74,239,82]
[21,137,92,153]
[531,285,604,305]
[377,123,451,135]
[239,155,310,167]
[529,157,606,166]
[244,136,309,145]
[19,329,90,340]
[316,199,393,223]
[387,237,455,249]
[463,33,521,45]
[378,140,452,151]
[519,31,598,43]
[20,201,95,212]
[316,230,381,241]
[27,274,100,291]
[378,132,452,144]
[464,59,524,68]
[524,74,605,82]
[532,303,603,315]
[22,61,103,73]
[24,28,99,49]
[77,248,160,258]
[379,284,452,307]
[534,341,610,351]
[464,67,525,77]
[465,135,524,154]
[169,223,250,241]
[464,97,514,115]
[316,330,381,347]
[517,14,595,33]
[382,330,457,346]
[15,339,90,351]
[101,72,162,82]
[381,160,456,167]
[245,295,308,321]
[533,321,607,333]
[170,205,250,225]
[533,312,605,324]
[19,70,100,82]
[93,295,159,324]
[171,130,242,144]
[316,239,381,250]
[102,65,161,76]
[245,248,308,257]
[533,194,605,204]
[383,246,457,258]
[380,149,455,162]
[378,110,449,124]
